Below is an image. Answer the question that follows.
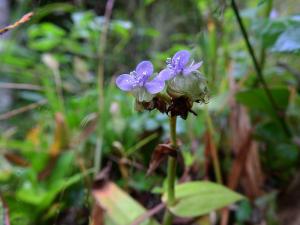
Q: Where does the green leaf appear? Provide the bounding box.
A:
[255,15,300,49]
[236,200,252,222]
[235,88,290,117]
[271,27,300,53]
[162,181,244,218]
[93,182,159,225]
[16,169,93,209]
[33,3,76,22]
[28,23,66,51]
[259,19,290,48]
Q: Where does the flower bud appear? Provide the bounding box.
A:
[167,72,208,103]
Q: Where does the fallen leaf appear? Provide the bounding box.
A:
[92,181,159,225]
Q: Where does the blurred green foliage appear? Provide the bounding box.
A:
[0,0,300,225]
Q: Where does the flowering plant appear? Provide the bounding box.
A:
[116,50,208,224]
[115,50,242,225]
[116,50,208,119]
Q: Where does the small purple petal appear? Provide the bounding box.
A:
[115,74,135,91]
[156,68,175,81]
[172,50,190,68]
[136,61,153,77]
[144,79,165,94]
[183,61,203,76]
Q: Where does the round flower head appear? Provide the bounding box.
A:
[116,61,165,102]
[157,50,208,102]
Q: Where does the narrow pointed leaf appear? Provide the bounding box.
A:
[93,182,159,225]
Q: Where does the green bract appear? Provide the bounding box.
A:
[167,72,208,102]
[132,87,154,102]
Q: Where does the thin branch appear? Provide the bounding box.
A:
[231,0,291,137]
[0,82,42,91]
[0,12,33,35]
[0,99,47,120]
[131,203,165,225]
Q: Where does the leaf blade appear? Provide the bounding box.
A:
[163,181,244,218]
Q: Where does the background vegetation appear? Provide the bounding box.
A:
[0,0,300,224]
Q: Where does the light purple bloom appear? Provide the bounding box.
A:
[116,61,164,95]
[156,50,203,81]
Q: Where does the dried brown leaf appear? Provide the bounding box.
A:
[49,112,69,157]
[90,203,104,225]
[26,126,41,147]
[92,181,159,225]
[93,163,111,190]
[71,115,98,148]
[38,156,59,180]
[147,143,177,175]
[222,71,265,225]
[204,130,222,183]
[4,152,29,167]
[38,113,70,180]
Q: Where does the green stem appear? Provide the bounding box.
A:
[162,211,173,225]
[166,157,176,205]
[231,0,291,137]
[162,116,177,225]
[169,116,177,148]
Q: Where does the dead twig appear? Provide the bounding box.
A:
[0,99,47,121]
[0,12,33,35]
[131,203,165,225]
[0,82,42,91]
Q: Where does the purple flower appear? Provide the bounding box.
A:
[156,50,203,81]
[116,61,165,95]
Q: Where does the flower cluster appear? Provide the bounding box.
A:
[115,50,208,119]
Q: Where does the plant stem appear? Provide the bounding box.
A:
[231,0,291,137]
[94,0,115,178]
[162,211,173,225]
[166,157,176,205]
[162,116,177,225]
